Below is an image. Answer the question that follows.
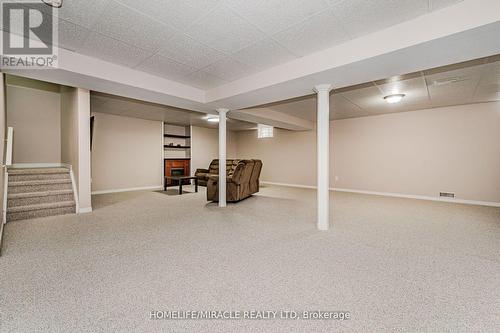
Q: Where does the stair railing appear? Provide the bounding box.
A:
[3,126,13,222]
[5,126,13,167]
[1,127,13,256]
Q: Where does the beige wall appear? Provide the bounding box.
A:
[333,102,500,203]
[6,85,61,163]
[191,126,237,175]
[235,102,500,204]
[236,128,316,186]
[91,112,163,193]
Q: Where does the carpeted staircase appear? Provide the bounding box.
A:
[7,167,76,222]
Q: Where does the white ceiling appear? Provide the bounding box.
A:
[15,0,463,89]
[242,55,500,121]
[4,73,255,130]
[6,54,499,131]
[90,92,256,131]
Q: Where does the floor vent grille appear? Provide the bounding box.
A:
[440,192,455,198]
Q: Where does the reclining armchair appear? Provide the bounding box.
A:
[195,159,241,187]
[206,159,262,202]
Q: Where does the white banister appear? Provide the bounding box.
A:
[6,127,13,166]
[2,168,7,225]
[2,127,13,226]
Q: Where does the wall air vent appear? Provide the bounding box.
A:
[429,77,468,86]
[439,192,455,198]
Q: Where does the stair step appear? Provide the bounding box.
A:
[8,200,76,213]
[8,167,69,175]
[7,204,76,222]
[9,179,72,187]
[6,167,77,222]
[8,189,74,199]
[8,190,74,208]
[8,179,73,194]
[9,173,70,182]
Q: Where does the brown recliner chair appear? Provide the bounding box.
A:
[207,159,263,202]
[249,159,262,194]
[195,159,240,187]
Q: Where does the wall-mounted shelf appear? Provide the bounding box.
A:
[164,134,191,139]
[164,145,191,149]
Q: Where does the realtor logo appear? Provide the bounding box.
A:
[1,0,58,68]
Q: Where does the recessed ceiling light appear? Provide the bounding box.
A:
[42,0,63,8]
[383,93,405,104]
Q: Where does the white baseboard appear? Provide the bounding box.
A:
[91,185,163,195]
[260,181,316,190]
[334,188,500,207]
[260,181,500,208]
[79,207,93,213]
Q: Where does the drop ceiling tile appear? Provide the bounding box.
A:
[429,0,464,11]
[339,85,385,110]
[232,38,298,70]
[58,19,91,52]
[476,62,500,85]
[273,8,350,56]
[374,78,432,112]
[178,70,228,89]
[473,84,500,103]
[425,65,481,106]
[427,80,477,106]
[186,5,266,53]
[80,32,153,68]
[223,0,330,34]
[157,34,226,69]
[202,56,255,82]
[93,2,176,52]
[90,95,108,110]
[28,0,111,29]
[472,62,500,102]
[330,0,428,38]
[331,94,365,120]
[115,0,219,30]
[375,76,429,101]
[266,97,316,121]
[135,55,198,81]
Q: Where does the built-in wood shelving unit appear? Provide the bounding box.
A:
[163,124,191,159]
[164,145,191,149]
[164,134,191,139]
[163,124,191,180]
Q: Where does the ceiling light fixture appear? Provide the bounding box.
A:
[42,0,63,8]
[383,93,405,104]
[206,115,219,123]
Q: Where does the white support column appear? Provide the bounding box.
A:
[314,84,332,230]
[60,87,92,213]
[216,108,229,207]
[77,88,92,213]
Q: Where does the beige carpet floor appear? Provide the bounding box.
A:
[0,185,499,332]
